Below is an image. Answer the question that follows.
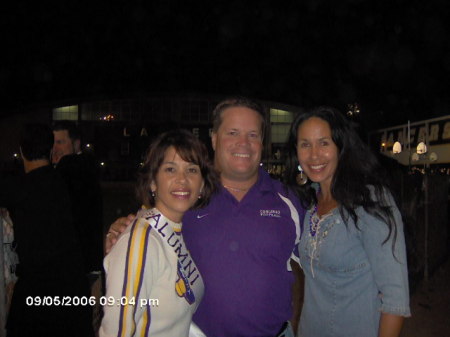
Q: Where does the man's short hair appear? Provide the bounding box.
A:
[20,124,53,161]
[211,96,266,137]
[52,120,81,141]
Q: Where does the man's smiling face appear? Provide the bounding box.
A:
[211,106,263,184]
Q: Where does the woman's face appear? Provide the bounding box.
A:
[296,117,339,192]
[151,146,204,223]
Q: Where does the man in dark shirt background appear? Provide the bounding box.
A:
[52,121,104,331]
[52,121,104,278]
[0,124,93,337]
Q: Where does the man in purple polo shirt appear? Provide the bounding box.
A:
[106,97,304,336]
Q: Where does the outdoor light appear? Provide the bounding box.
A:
[347,103,360,116]
[429,152,438,162]
[393,141,402,154]
[99,114,115,121]
[417,142,427,154]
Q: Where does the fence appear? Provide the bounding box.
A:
[399,173,450,290]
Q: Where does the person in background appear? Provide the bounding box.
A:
[52,120,82,164]
[0,208,19,319]
[106,97,304,337]
[100,129,218,337]
[0,124,93,337]
[52,120,103,277]
[284,106,410,337]
[52,120,104,331]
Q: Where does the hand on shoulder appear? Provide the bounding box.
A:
[105,214,136,254]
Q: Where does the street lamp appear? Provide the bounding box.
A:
[393,141,402,154]
[417,142,427,155]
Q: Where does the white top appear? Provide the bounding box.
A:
[100,208,204,337]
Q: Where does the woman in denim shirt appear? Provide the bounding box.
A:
[284,106,410,337]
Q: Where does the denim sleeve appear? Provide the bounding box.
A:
[359,192,411,317]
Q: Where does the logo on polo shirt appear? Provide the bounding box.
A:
[260,209,281,218]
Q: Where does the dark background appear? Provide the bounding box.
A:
[1,0,449,130]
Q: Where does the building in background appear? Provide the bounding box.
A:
[369,115,450,173]
[0,94,302,180]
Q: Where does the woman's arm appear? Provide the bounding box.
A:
[360,193,411,334]
[378,313,404,337]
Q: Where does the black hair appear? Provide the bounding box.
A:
[52,120,81,141]
[20,123,53,161]
[285,106,399,248]
[137,129,219,209]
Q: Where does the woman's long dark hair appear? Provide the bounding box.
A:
[284,106,398,247]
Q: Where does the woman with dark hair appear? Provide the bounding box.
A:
[100,129,218,337]
[284,107,410,337]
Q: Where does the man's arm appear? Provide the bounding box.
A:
[104,214,135,254]
[289,259,304,333]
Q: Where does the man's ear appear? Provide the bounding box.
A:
[73,139,81,153]
[211,132,217,151]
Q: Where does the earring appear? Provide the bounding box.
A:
[151,190,156,198]
[296,164,308,185]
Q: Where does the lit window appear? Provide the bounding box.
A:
[270,109,294,123]
[53,105,79,120]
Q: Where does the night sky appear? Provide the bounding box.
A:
[1,0,449,130]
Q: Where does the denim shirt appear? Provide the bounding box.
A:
[298,192,410,337]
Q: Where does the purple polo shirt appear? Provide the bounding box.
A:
[183,168,304,337]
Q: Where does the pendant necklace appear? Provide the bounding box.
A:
[309,204,320,237]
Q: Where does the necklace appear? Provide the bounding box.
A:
[223,185,249,193]
[309,204,320,237]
